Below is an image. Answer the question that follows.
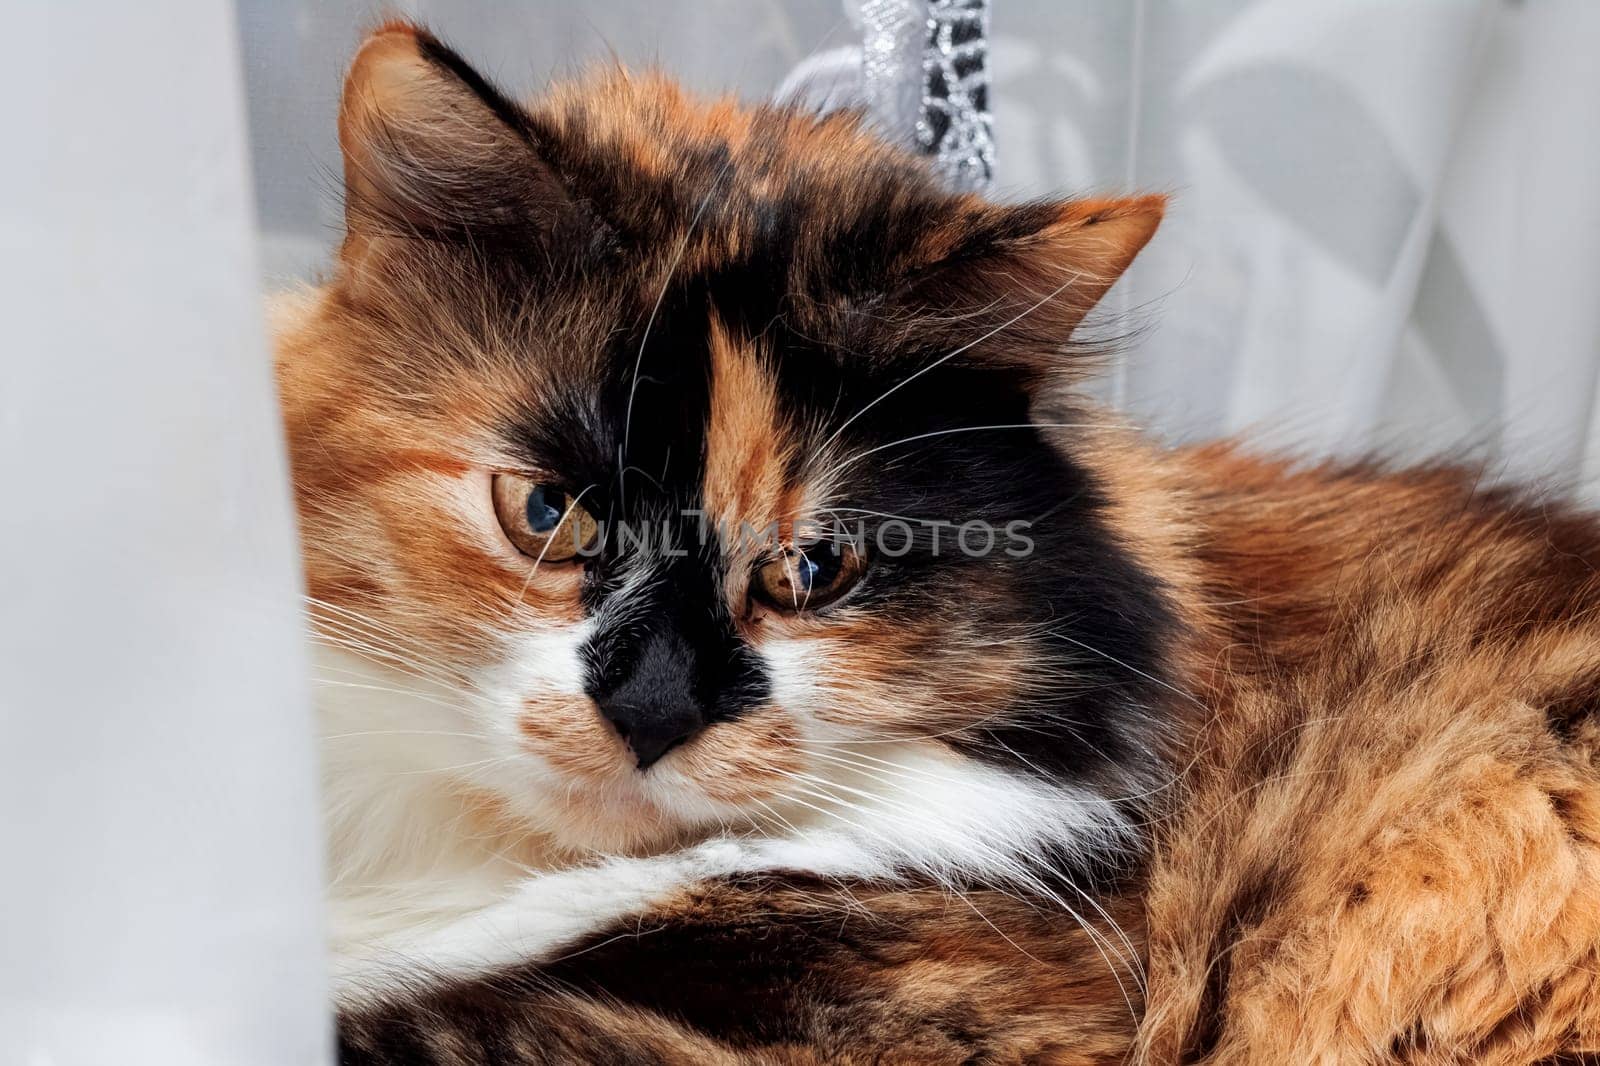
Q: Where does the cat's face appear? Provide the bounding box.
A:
[282,25,1175,855]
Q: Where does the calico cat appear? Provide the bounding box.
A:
[277,22,1600,1065]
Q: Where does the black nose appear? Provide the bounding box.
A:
[590,629,709,769]
[595,694,706,769]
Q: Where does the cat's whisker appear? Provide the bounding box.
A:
[306,606,478,692]
[778,766,1135,857]
[310,632,477,696]
[816,419,1131,489]
[308,657,481,694]
[307,595,416,633]
[785,743,1154,826]
[763,770,1144,1001]
[755,755,1120,985]
[310,676,476,715]
[305,596,468,657]
[515,481,600,600]
[387,754,522,777]
[310,633,452,681]
[745,795,809,841]
[814,273,1089,457]
[767,698,1090,747]
[320,726,493,743]
[304,611,473,670]
[790,745,969,789]
[1043,630,1207,709]
[744,744,1150,988]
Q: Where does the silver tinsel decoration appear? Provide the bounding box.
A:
[858,0,926,145]
[777,0,995,193]
[913,0,994,191]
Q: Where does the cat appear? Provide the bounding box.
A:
[275,22,1600,1065]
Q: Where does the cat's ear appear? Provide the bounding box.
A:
[338,22,576,258]
[880,195,1164,371]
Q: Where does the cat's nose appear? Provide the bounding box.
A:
[587,627,711,769]
[594,694,706,769]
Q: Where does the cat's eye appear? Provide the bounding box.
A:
[491,473,597,563]
[753,542,866,612]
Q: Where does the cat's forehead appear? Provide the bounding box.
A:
[527,71,964,298]
[329,36,1162,495]
[452,84,942,479]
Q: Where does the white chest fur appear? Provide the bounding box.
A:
[317,644,1143,1004]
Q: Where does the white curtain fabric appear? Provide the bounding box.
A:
[244,0,1600,493]
[1,5,327,1065]
[1027,0,1600,493]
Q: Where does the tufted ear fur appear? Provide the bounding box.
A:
[337,22,586,261]
[877,194,1165,372]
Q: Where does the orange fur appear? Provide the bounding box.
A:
[1121,445,1600,1063]
[302,24,1600,1063]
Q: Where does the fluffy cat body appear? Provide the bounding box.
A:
[279,23,1600,1065]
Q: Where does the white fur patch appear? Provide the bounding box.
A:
[330,711,1136,1005]
[324,617,1146,1005]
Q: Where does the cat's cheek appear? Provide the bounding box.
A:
[759,611,1029,740]
[757,632,926,737]
[472,621,601,776]
[487,623,593,699]
[756,636,826,717]
[515,694,629,782]
[664,704,805,807]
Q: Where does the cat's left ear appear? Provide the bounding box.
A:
[878,195,1164,372]
[337,22,582,260]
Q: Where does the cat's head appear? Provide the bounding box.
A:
[282,23,1180,858]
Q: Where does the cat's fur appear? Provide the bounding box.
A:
[277,23,1600,1065]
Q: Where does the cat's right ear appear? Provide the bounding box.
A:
[338,22,578,261]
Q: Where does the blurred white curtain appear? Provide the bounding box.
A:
[999,0,1600,492]
[242,0,1600,491]
[0,4,328,1065]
